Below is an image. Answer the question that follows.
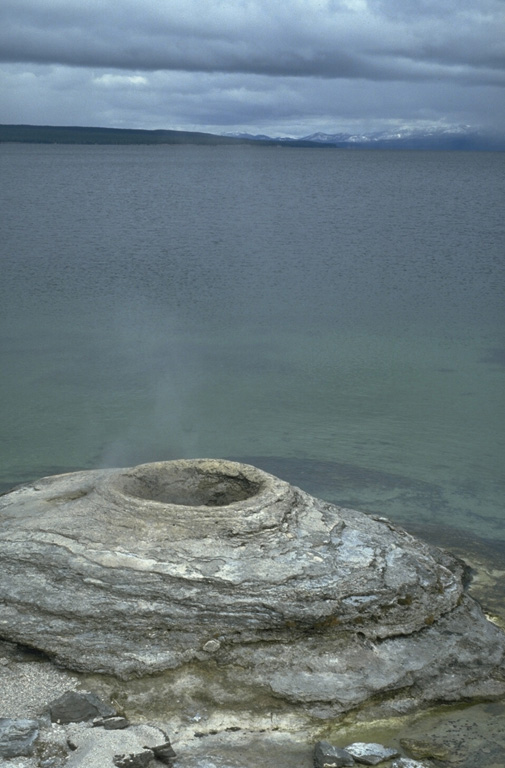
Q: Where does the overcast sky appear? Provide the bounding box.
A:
[1,0,504,137]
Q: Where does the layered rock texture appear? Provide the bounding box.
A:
[1,459,504,720]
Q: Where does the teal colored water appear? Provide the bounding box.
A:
[1,143,504,547]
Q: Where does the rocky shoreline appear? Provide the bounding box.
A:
[2,661,505,768]
[2,596,505,768]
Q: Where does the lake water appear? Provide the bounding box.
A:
[1,143,504,553]
[1,142,505,766]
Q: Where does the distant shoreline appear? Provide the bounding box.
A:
[0,124,322,148]
[1,123,503,150]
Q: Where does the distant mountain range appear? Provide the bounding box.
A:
[1,123,503,150]
[224,126,505,151]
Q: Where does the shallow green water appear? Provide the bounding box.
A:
[1,143,504,763]
[1,144,504,548]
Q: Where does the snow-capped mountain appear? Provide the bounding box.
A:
[221,125,503,150]
[302,125,479,146]
[222,132,274,141]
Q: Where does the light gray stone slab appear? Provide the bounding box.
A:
[345,741,399,764]
[63,723,168,768]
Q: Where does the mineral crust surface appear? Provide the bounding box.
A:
[1,459,504,720]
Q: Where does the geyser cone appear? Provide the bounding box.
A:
[1,459,504,720]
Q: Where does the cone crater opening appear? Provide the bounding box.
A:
[119,463,262,507]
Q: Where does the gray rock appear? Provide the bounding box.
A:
[1,459,505,722]
[0,717,39,757]
[114,750,154,767]
[314,740,354,767]
[392,760,430,768]
[63,722,167,768]
[152,741,177,764]
[345,742,400,764]
[48,691,116,723]
[95,716,131,730]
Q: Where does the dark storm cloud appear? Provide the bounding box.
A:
[0,0,503,136]
[1,0,503,84]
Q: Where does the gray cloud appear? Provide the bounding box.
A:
[2,0,503,80]
[0,0,503,136]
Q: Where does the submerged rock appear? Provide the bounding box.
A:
[399,738,450,761]
[1,459,504,722]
